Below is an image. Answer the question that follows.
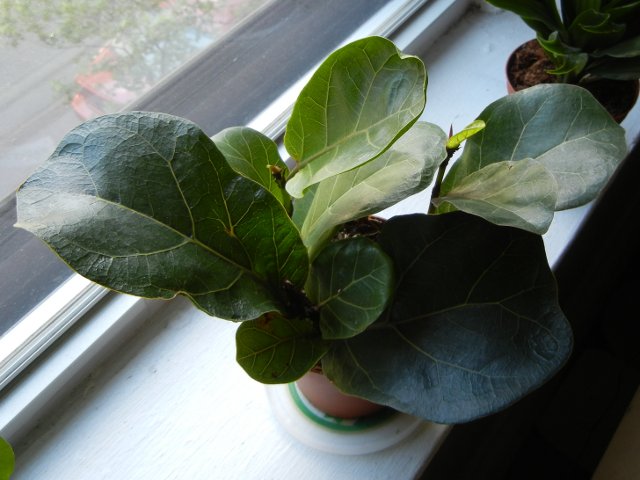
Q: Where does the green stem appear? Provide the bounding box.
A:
[428,147,455,214]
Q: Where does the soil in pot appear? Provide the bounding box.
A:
[507,39,639,123]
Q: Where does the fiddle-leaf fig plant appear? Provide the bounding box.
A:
[15,36,627,423]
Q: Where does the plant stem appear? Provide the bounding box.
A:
[428,147,455,214]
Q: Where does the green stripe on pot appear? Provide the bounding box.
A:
[288,383,395,432]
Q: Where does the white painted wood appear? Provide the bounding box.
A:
[0,294,163,440]
[12,297,449,480]
[9,6,639,479]
[0,276,106,391]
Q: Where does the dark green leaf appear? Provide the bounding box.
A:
[441,84,626,211]
[236,314,327,383]
[592,34,640,57]
[284,36,426,198]
[323,212,573,423]
[538,31,584,55]
[537,32,589,77]
[545,52,589,76]
[606,1,640,22]
[212,126,291,211]
[15,112,308,321]
[569,10,625,48]
[585,55,640,78]
[563,0,603,27]
[307,238,394,340]
[574,0,603,15]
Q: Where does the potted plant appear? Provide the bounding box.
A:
[486,0,640,121]
[14,36,627,424]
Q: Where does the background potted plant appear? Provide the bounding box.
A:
[14,36,627,424]
[486,0,640,122]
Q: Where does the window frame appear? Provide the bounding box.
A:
[0,1,637,476]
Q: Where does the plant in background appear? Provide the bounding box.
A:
[15,36,627,423]
[0,437,14,480]
[486,0,640,83]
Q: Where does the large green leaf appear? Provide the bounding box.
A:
[441,84,626,211]
[294,122,447,258]
[236,314,327,383]
[322,212,573,424]
[212,126,291,211]
[434,159,558,234]
[0,437,14,480]
[284,36,426,198]
[15,112,308,321]
[307,238,394,340]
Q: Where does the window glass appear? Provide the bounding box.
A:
[0,0,271,201]
[0,0,272,335]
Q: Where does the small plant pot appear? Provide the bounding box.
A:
[265,369,425,455]
[506,39,639,123]
[295,370,385,419]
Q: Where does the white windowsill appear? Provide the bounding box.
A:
[4,3,639,479]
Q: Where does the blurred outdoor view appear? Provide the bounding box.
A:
[0,0,271,202]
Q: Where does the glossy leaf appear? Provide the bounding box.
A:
[15,112,308,321]
[434,159,558,234]
[545,52,589,76]
[569,10,625,49]
[537,31,581,54]
[538,32,589,77]
[566,0,602,19]
[446,120,486,150]
[607,1,640,22]
[294,121,447,258]
[585,56,640,79]
[212,126,291,211]
[284,36,426,198]
[307,238,394,340]
[322,212,573,424]
[0,437,14,480]
[440,84,626,211]
[592,34,640,57]
[236,314,327,383]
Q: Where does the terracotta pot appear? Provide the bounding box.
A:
[506,39,639,123]
[295,370,385,419]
